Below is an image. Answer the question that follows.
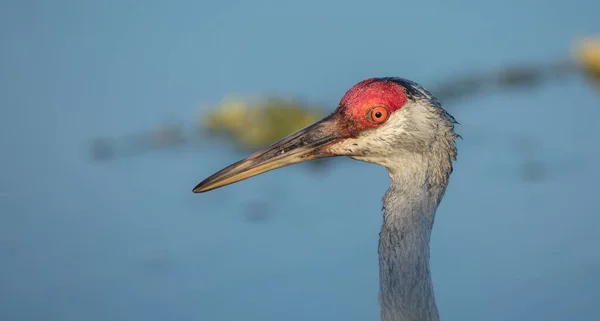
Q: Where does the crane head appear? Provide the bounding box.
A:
[193,77,457,193]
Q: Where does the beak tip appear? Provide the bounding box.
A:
[192,183,207,193]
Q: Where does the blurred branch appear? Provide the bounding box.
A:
[432,59,578,103]
[89,37,599,166]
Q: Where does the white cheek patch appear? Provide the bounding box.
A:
[358,109,408,141]
[339,103,436,154]
[330,111,408,156]
[329,101,440,159]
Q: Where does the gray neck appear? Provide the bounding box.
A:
[378,149,454,321]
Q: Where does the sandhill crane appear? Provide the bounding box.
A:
[193,77,459,321]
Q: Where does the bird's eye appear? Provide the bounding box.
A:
[367,106,390,124]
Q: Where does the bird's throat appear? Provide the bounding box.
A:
[378,182,441,321]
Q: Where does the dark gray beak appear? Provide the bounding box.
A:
[193,115,342,193]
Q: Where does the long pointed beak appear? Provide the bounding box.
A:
[193,115,341,193]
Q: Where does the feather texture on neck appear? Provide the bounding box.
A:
[377,118,457,321]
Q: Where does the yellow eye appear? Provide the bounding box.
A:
[368,106,390,124]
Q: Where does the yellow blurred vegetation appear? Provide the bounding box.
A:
[200,96,327,150]
[575,37,600,84]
